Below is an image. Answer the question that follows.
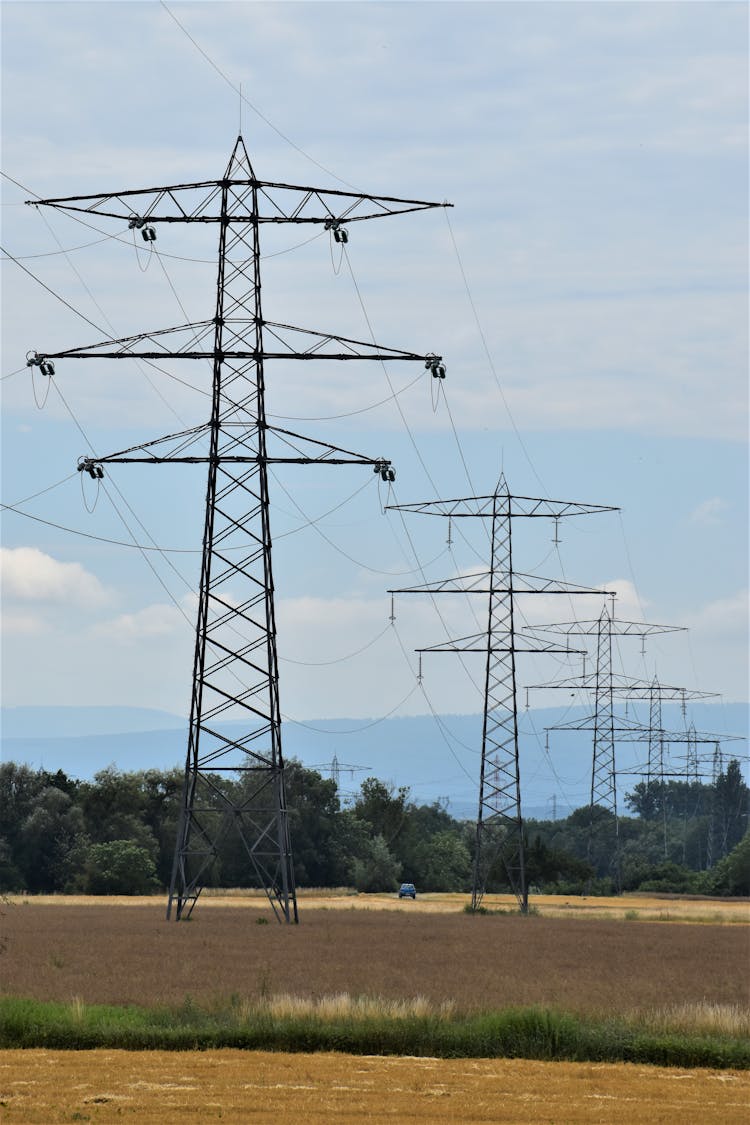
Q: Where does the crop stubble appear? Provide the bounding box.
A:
[2,901,747,1013]
[2,1049,748,1124]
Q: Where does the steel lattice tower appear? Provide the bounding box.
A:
[526,612,686,889]
[590,604,618,881]
[646,677,664,792]
[27,137,448,922]
[707,742,725,867]
[388,476,617,912]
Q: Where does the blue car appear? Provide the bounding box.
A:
[398,882,416,899]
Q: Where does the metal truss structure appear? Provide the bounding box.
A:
[28,136,449,922]
[526,610,688,886]
[706,743,725,868]
[387,476,617,913]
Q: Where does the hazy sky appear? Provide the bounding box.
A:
[1,1,747,748]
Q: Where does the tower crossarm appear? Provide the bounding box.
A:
[78,427,394,471]
[547,716,742,743]
[386,494,618,519]
[612,728,745,745]
[37,321,438,365]
[525,673,717,700]
[416,632,586,655]
[27,178,450,225]
[390,573,616,596]
[527,619,685,637]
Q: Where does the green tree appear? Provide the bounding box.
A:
[17,787,87,892]
[83,840,159,894]
[351,834,401,892]
[413,829,471,891]
[709,832,750,896]
[78,767,158,856]
[353,778,410,847]
[712,760,750,858]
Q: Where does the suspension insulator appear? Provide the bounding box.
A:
[40,360,55,377]
[333,227,348,244]
[128,215,145,230]
[141,225,157,242]
[78,458,104,480]
[424,355,446,379]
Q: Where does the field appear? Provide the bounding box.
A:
[3,1049,749,1123]
[1,893,748,1122]
[2,894,747,1012]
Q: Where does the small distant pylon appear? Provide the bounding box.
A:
[526,611,687,890]
[387,476,617,913]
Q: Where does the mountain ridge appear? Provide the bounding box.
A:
[2,703,746,821]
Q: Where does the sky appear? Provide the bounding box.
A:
[1,0,748,764]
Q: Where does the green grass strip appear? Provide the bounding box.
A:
[1,997,747,1068]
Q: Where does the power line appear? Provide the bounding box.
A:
[159,1,358,189]
[443,208,547,494]
[1,243,106,335]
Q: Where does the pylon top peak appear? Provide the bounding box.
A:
[225,134,255,178]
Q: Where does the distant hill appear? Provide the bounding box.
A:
[0,706,186,739]
[2,702,747,821]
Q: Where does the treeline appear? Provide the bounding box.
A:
[1,759,748,897]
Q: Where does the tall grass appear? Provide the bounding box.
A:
[1,994,747,1069]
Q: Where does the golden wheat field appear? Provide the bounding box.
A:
[2,1049,749,1124]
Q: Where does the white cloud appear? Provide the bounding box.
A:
[0,610,45,636]
[0,547,109,608]
[689,498,729,526]
[92,594,196,645]
[683,589,749,639]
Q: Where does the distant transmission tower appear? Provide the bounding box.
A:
[27,136,449,922]
[527,609,686,888]
[388,476,616,913]
[308,755,370,792]
[707,742,725,867]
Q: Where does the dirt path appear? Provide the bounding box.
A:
[1,1050,747,1124]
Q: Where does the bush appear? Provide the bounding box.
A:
[708,833,750,896]
[633,862,701,895]
[83,840,159,895]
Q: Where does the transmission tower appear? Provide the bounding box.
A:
[387,476,617,913]
[707,742,725,867]
[526,609,686,888]
[308,755,370,792]
[27,136,449,922]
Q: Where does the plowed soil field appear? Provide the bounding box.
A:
[2,1049,748,1123]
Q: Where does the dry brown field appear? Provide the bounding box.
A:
[2,1049,748,1123]
[2,897,748,1013]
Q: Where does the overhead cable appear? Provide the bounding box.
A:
[159,1,358,190]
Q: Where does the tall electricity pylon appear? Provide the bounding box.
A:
[526,610,686,887]
[706,743,725,867]
[28,136,449,922]
[387,476,617,913]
